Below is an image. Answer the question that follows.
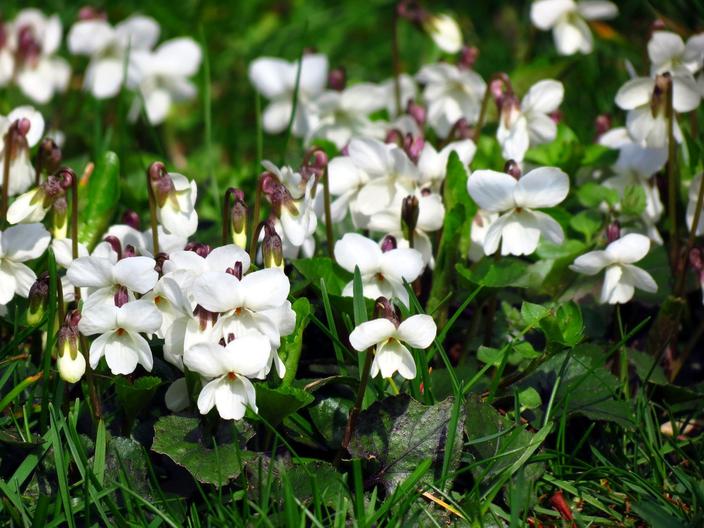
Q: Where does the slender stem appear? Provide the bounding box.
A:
[248,176,263,259]
[473,73,508,144]
[391,9,402,116]
[616,304,629,398]
[322,166,335,259]
[71,170,80,303]
[146,170,160,256]
[666,77,678,271]
[222,188,233,246]
[80,334,102,421]
[340,348,374,454]
[249,220,266,264]
[1,132,13,224]
[56,277,65,324]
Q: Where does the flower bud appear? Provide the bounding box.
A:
[301,148,329,184]
[403,134,424,163]
[122,210,141,230]
[458,45,479,70]
[262,220,284,269]
[36,138,62,176]
[27,273,49,326]
[375,296,400,326]
[448,117,473,141]
[51,196,68,239]
[401,195,419,240]
[229,189,248,250]
[504,160,522,180]
[381,235,397,252]
[606,222,621,243]
[328,67,346,91]
[148,161,176,208]
[56,310,85,383]
[406,99,426,128]
[422,13,463,53]
[594,113,611,141]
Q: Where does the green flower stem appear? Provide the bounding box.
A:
[339,347,374,457]
[322,166,335,260]
[146,168,160,256]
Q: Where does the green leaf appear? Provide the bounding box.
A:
[79,151,121,250]
[464,399,545,483]
[348,395,464,492]
[538,301,584,346]
[477,345,503,366]
[518,345,634,427]
[456,258,529,288]
[352,266,367,326]
[281,298,312,386]
[621,184,647,216]
[255,384,314,425]
[576,182,619,208]
[293,257,350,296]
[518,387,542,410]
[569,210,603,241]
[581,144,618,167]
[106,437,149,496]
[115,376,161,428]
[151,415,255,486]
[520,302,549,326]
[309,395,354,447]
[524,124,581,172]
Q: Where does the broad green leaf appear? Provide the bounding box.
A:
[524,124,581,172]
[115,376,161,429]
[281,297,312,386]
[569,210,603,241]
[293,257,350,296]
[581,144,618,167]
[520,302,549,326]
[255,384,314,425]
[538,301,584,346]
[464,399,545,483]
[106,437,149,495]
[151,415,255,486]
[576,182,619,208]
[348,395,464,492]
[518,345,634,427]
[456,258,529,288]
[518,387,542,410]
[309,395,354,447]
[79,151,121,250]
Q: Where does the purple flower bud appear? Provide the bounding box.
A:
[406,99,426,127]
[301,148,329,182]
[385,129,404,146]
[606,222,621,243]
[123,244,137,258]
[401,195,420,236]
[154,252,169,275]
[37,138,62,176]
[148,161,175,207]
[16,26,41,65]
[403,134,425,163]
[504,160,522,180]
[78,6,107,20]
[328,67,346,91]
[381,235,397,252]
[27,272,49,326]
[122,210,141,230]
[374,296,400,326]
[103,235,123,260]
[594,114,611,141]
[458,46,479,70]
[448,117,473,141]
[262,220,284,269]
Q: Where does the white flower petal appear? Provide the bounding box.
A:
[530,0,576,30]
[241,268,290,311]
[334,233,382,275]
[621,264,657,293]
[117,300,162,334]
[615,77,654,110]
[577,1,618,20]
[349,318,396,351]
[522,80,564,114]
[192,271,243,313]
[600,265,634,304]
[397,314,436,348]
[570,250,610,275]
[184,342,227,378]
[605,233,650,264]
[380,248,425,283]
[113,256,158,293]
[1,223,50,262]
[514,167,570,209]
[222,334,272,377]
[467,170,517,212]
